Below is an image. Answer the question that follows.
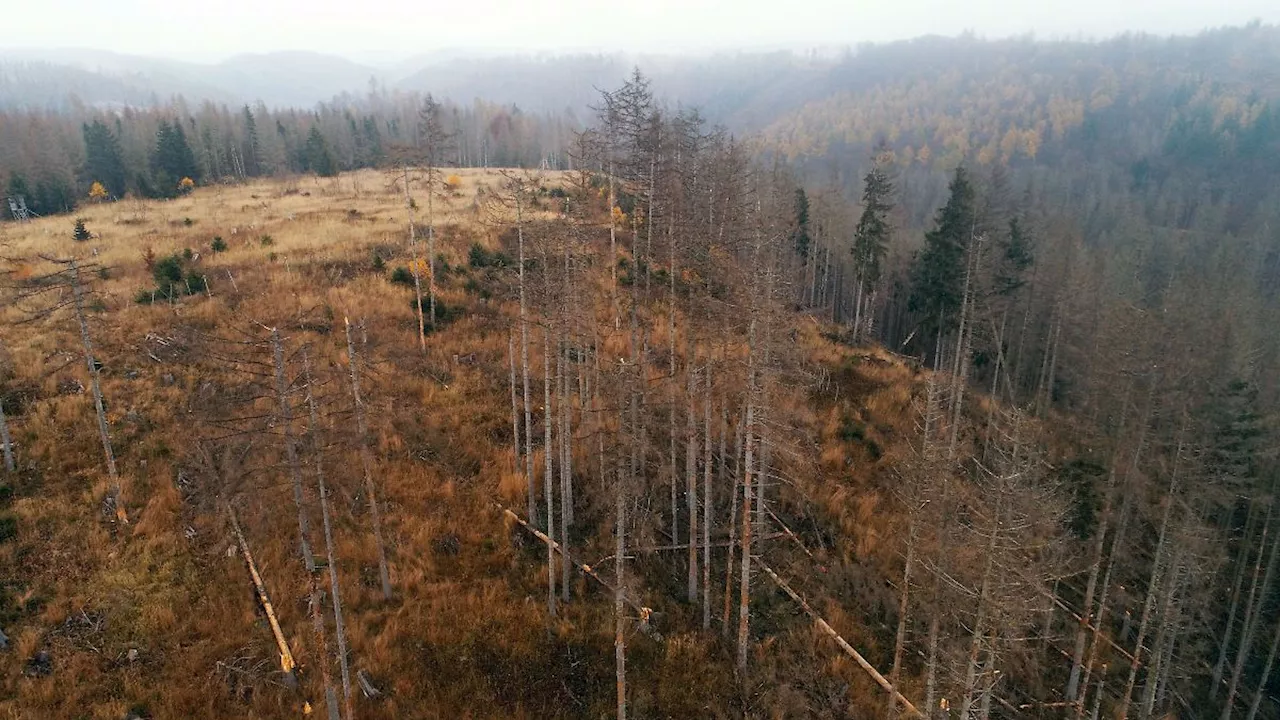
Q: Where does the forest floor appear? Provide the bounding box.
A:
[0,169,933,719]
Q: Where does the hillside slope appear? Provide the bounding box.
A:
[0,170,958,718]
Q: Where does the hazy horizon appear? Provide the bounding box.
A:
[1,0,1276,64]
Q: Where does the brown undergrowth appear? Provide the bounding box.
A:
[0,169,962,719]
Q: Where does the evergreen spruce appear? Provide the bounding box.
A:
[72,218,91,241]
[908,165,976,335]
[306,126,338,177]
[81,119,127,198]
[852,157,894,286]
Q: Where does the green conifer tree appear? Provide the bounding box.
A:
[909,165,976,336]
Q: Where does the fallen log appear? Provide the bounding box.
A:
[227,504,298,684]
[758,561,922,717]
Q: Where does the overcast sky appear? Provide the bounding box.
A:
[3,0,1276,63]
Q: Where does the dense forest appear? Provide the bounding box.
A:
[0,22,1278,720]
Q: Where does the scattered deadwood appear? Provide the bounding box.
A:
[500,506,653,620]
[357,668,382,698]
[227,504,298,684]
[758,561,923,718]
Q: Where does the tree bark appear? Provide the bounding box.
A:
[271,328,316,573]
[402,166,426,352]
[887,518,916,720]
[344,318,391,600]
[542,326,557,617]
[0,400,14,473]
[71,259,125,523]
[302,350,352,720]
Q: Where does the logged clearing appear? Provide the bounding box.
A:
[0,168,938,719]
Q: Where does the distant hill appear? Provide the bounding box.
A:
[0,46,837,129]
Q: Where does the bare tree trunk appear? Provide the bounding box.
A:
[509,330,521,475]
[736,398,756,675]
[344,319,391,600]
[702,368,714,630]
[947,238,980,460]
[302,350,352,720]
[558,339,571,602]
[271,329,316,573]
[1119,439,1184,720]
[687,364,699,603]
[0,400,14,473]
[517,190,537,525]
[228,505,297,683]
[543,326,557,617]
[426,168,437,327]
[615,387,629,720]
[923,614,941,719]
[402,166,426,352]
[737,317,758,675]
[1245,593,1280,720]
[960,499,1001,719]
[70,259,125,523]
[887,518,916,720]
[1215,500,1263,698]
[1068,470,1118,701]
[1076,490,1135,720]
[722,404,741,636]
[1224,506,1280,720]
[1142,561,1185,720]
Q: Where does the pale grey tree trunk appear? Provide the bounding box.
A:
[271,329,316,573]
[70,259,125,523]
[1215,500,1263,698]
[558,339,571,602]
[0,400,14,473]
[302,350,352,720]
[1224,507,1280,720]
[1119,439,1184,720]
[426,167,437,327]
[702,371,713,630]
[1245,591,1280,720]
[886,518,915,720]
[736,396,756,674]
[516,189,537,525]
[542,326,557,616]
[509,330,521,475]
[1068,470,1118,701]
[687,365,699,603]
[402,166,426,352]
[344,319,391,600]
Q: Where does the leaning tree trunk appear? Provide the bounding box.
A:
[71,259,126,524]
[344,319,391,600]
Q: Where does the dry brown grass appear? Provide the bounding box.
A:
[0,168,949,719]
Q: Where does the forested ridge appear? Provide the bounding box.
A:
[0,24,1276,720]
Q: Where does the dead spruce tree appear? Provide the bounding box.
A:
[344,318,392,600]
[9,255,127,522]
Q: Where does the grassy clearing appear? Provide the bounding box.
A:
[0,168,938,718]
